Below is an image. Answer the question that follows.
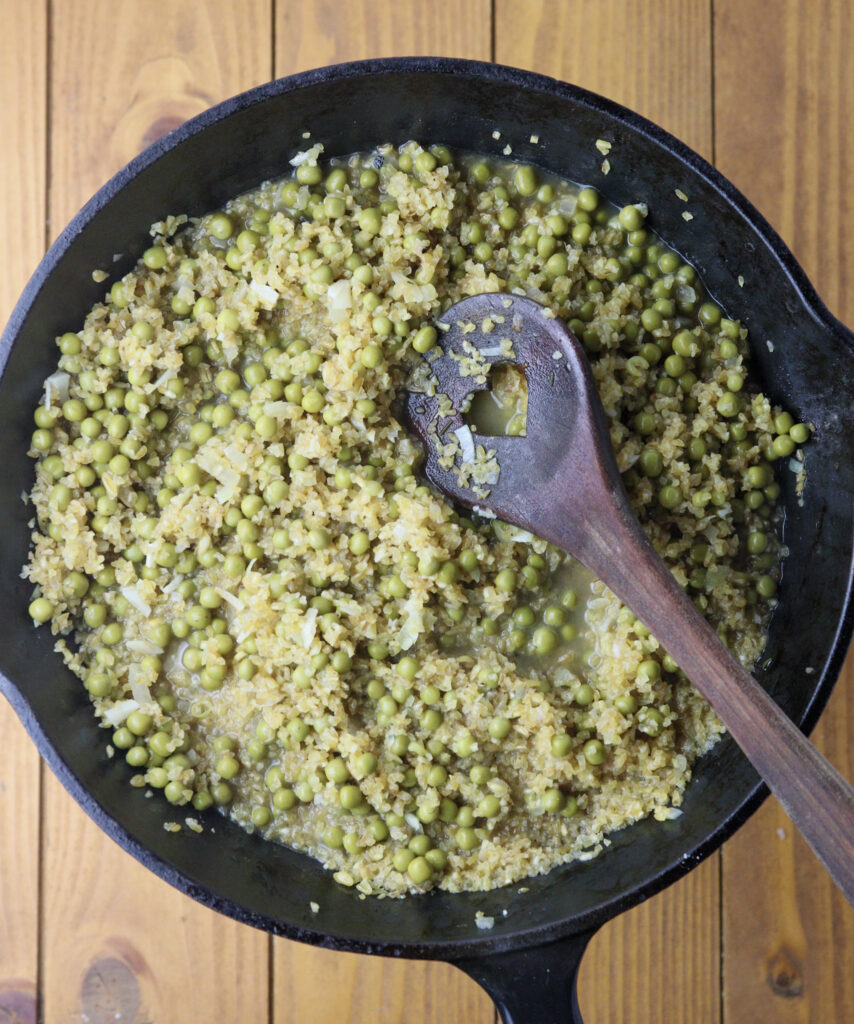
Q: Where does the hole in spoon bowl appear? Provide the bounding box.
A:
[466,364,529,437]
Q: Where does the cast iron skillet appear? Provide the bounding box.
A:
[1,58,852,1023]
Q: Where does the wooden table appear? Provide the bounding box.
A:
[1,1,851,1020]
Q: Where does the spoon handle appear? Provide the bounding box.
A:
[557,501,854,908]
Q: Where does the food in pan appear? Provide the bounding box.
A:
[24,141,809,895]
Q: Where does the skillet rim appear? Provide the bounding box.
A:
[1,55,852,959]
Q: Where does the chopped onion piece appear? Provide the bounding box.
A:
[251,282,279,306]
[215,587,244,611]
[128,666,152,705]
[326,279,351,309]
[120,585,151,617]
[454,425,476,464]
[126,638,163,656]
[102,700,139,728]
[43,372,70,410]
[398,596,424,651]
[289,143,323,167]
[300,607,318,649]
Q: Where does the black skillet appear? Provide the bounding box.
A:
[1,59,852,1024]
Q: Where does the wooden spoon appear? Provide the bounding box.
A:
[404,292,854,906]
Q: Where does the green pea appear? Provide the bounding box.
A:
[420,709,442,732]
[102,623,123,646]
[215,755,240,780]
[28,597,54,623]
[771,434,795,458]
[456,827,479,851]
[567,219,592,246]
[658,485,682,509]
[307,527,330,550]
[637,707,665,737]
[641,308,663,332]
[789,423,810,444]
[548,732,572,757]
[211,782,233,805]
[58,331,81,354]
[664,354,686,378]
[512,605,535,627]
[545,252,568,277]
[543,788,566,813]
[273,788,296,811]
[687,438,707,460]
[531,627,557,654]
[123,711,151,737]
[637,659,661,684]
[412,325,437,353]
[339,784,363,810]
[324,757,349,784]
[396,656,419,681]
[124,745,148,767]
[618,204,643,231]
[747,531,768,555]
[513,165,537,196]
[537,235,557,259]
[639,448,663,478]
[418,554,440,576]
[476,795,501,819]
[494,568,517,592]
[583,739,606,765]
[615,694,638,715]
[209,213,234,240]
[698,302,721,326]
[359,344,383,369]
[488,717,511,740]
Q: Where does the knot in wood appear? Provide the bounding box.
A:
[0,984,37,1024]
[766,947,804,999]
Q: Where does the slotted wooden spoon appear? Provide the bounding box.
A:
[404,292,854,906]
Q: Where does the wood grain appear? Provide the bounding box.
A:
[0,1,46,1018]
[271,4,497,1021]
[495,0,713,160]
[42,3,273,1022]
[579,860,721,1024]
[495,3,720,1022]
[48,0,273,245]
[275,0,492,69]
[715,0,854,1019]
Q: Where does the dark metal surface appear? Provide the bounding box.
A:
[0,58,852,1019]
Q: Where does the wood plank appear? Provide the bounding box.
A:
[578,859,721,1024]
[495,0,713,160]
[275,0,492,68]
[0,1,47,1019]
[42,3,273,1022]
[496,3,719,1023]
[272,4,496,1022]
[715,1,854,1020]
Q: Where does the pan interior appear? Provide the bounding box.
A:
[1,60,852,955]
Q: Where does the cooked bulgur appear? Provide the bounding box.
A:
[23,141,808,896]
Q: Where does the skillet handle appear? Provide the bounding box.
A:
[453,929,595,1024]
